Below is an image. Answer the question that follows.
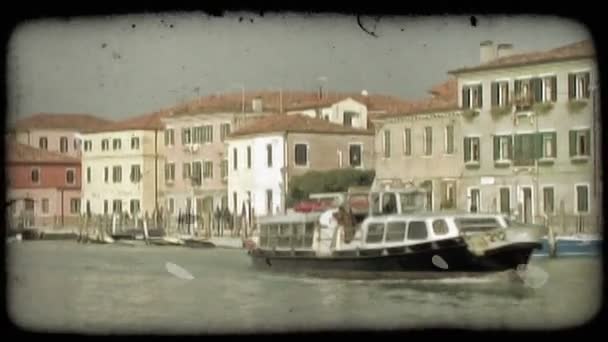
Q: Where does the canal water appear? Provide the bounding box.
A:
[7,241,602,334]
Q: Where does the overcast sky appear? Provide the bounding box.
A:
[7,13,590,122]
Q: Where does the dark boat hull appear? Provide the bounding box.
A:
[249,241,540,274]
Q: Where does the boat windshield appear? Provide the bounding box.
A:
[399,192,419,212]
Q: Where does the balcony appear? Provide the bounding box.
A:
[494,159,512,167]
[513,96,533,112]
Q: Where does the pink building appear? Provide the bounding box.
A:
[6,140,82,227]
[9,113,113,158]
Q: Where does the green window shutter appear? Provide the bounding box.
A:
[535,133,543,159]
[532,78,543,103]
[462,87,469,108]
[464,137,470,162]
[551,132,557,158]
[568,74,575,99]
[551,76,557,101]
[491,82,498,107]
[569,130,576,156]
[477,85,483,108]
[584,129,591,156]
[505,82,510,106]
[583,73,590,98]
[514,80,521,99]
[507,135,513,160]
[513,135,522,165]
[493,136,499,160]
[426,127,432,155]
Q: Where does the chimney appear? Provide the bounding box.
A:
[496,43,515,58]
[480,40,497,64]
[252,97,263,113]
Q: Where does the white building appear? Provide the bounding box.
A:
[286,97,369,129]
[80,112,166,216]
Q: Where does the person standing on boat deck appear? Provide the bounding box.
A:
[333,206,355,243]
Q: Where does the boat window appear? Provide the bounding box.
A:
[382,193,397,214]
[293,223,304,248]
[432,219,449,235]
[407,221,428,240]
[260,225,269,247]
[455,218,501,232]
[366,223,385,243]
[303,222,315,247]
[386,222,407,242]
[278,224,292,247]
[267,224,279,247]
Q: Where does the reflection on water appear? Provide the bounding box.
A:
[7,241,602,333]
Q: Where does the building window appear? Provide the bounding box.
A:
[221,196,228,210]
[570,129,591,157]
[266,189,273,215]
[112,166,122,183]
[165,163,175,182]
[491,81,510,107]
[104,167,109,183]
[87,167,91,183]
[202,125,213,143]
[203,161,213,179]
[541,132,557,158]
[168,198,175,214]
[462,84,482,109]
[541,76,557,102]
[31,168,40,184]
[221,160,228,179]
[440,181,456,209]
[66,169,75,185]
[86,200,91,214]
[464,137,480,163]
[165,129,175,146]
[233,148,238,170]
[569,72,591,100]
[131,137,140,150]
[233,192,238,214]
[102,139,109,151]
[445,125,454,154]
[266,144,273,167]
[423,126,432,156]
[130,164,142,182]
[514,79,532,106]
[60,137,68,153]
[42,199,49,214]
[39,137,48,150]
[349,144,362,167]
[499,187,510,214]
[24,199,34,211]
[403,128,411,156]
[192,162,202,185]
[421,180,433,211]
[112,138,121,150]
[247,146,252,169]
[113,200,122,214]
[337,150,343,168]
[84,140,92,151]
[575,184,589,213]
[192,126,202,143]
[183,162,191,179]
[220,123,231,142]
[493,135,512,161]
[74,138,81,151]
[103,200,108,214]
[513,134,536,166]
[182,128,191,145]
[294,144,308,166]
[543,187,554,214]
[343,111,358,127]
[383,130,391,158]
[130,199,140,215]
[70,198,80,214]
[469,188,480,213]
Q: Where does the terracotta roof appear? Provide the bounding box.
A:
[87,111,169,133]
[449,40,595,74]
[228,114,375,138]
[6,140,80,164]
[428,78,457,101]
[372,95,459,120]
[12,113,113,132]
[167,90,413,117]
